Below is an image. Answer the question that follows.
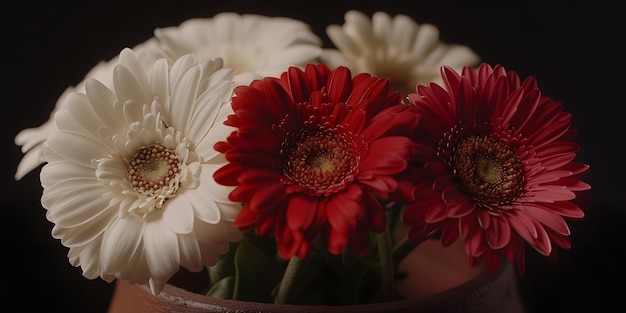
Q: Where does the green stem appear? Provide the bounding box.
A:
[377,226,394,302]
[392,237,417,269]
[274,256,306,304]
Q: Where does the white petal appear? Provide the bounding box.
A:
[46,131,109,167]
[326,25,360,57]
[177,232,202,272]
[118,48,152,94]
[195,220,227,246]
[94,157,127,185]
[162,195,195,234]
[411,24,440,58]
[113,65,151,114]
[150,58,170,104]
[169,61,202,129]
[325,10,479,93]
[40,160,95,187]
[168,54,198,89]
[51,211,110,247]
[195,109,233,162]
[15,119,55,153]
[200,164,240,222]
[100,216,144,274]
[183,187,221,224]
[319,49,352,70]
[154,13,321,80]
[144,218,180,282]
[186,82,233,153]
[345,10,375,48]
[44,180,113,227]
[437,45,481,67]
[72,241,103,279]
[149,279,166,295]
[389,14,418,48]
[84,79,121,129]
[15,144,45,180]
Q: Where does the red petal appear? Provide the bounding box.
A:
[441,66,462,101]
[441,185,465,206]
[213,163,241,186]
[439,224,460,246]
[284,66,311,103]
[326,189,362,233]
[527,118,571,146]
[346,76,389,115]
[507,210,539,244]
[249,180,288,213]
[525,185,576,202]
[463,231,485,258]
[446,198,475,218]
[262,79,294,121]
[519,98,563,135]
[286,196,319,231]
[486,217,511,249]
[526,201,585,219]
[326,227,348,255]
[529,218,552,255]
[459,214,480,239]
[303,63,331,91]
[508,88,540,130]
[424,201,449,223]
[326,66,352,104]
[496,88,524,125]
[233,204,259,230]
[531,170,576,184]
[362,104,418,139]
[547,230,572,249]
[534,142,579,159]
[424,161,449,178]
[456,74,477,123]
[476,209,491,229]
[518,205,572,235]
[538,152,577,171]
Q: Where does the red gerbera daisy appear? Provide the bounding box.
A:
[402,63,590,275]
[214,64,418,259]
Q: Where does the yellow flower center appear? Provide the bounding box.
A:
[128,144,182,203]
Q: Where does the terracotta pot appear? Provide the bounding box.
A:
[107,240,526,313]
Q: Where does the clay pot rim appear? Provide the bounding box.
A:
[127,262,513,313]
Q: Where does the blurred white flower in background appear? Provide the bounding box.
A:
[321,10,480,96]
[153,12,323,86]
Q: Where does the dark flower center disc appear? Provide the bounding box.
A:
[452,135,524,208]
[282,127,359,196]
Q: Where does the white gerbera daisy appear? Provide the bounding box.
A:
[40,48,243,295]
[153,12,323,86]
[321,10,480,95]
[14,38,162,180]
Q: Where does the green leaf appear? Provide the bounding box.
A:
[208,242,238,284]
[206,276,235,299]
[341,246,359,266]
[233,236,285,302]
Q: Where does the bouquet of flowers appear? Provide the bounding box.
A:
[14,10,590,307]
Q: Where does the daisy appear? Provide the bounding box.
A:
[402,63,590,275]
[321,10,480,96]
[14,38,162,180]
[213,64,419,259]
[153,12,323,86]
[40,48,242,295]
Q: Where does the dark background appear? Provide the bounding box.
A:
[2,0,624,312]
